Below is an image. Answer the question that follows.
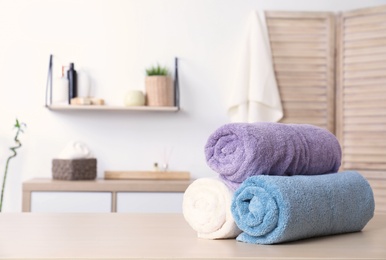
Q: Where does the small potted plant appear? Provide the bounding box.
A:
[145,64,174,107]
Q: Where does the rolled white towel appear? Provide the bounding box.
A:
[182,177,241,239]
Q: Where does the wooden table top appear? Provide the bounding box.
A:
[0,213,385,259]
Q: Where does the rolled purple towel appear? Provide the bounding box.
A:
[205,122,342,190]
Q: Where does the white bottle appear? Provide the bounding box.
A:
[77,70,91,98]
[52,66,69,104]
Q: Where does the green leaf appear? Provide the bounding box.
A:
[145,63,169,76]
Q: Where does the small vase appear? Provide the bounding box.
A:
[145,76,174,107]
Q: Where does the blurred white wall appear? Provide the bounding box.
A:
[0,0,384,211]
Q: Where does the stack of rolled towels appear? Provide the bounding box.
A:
[182,122,375,244]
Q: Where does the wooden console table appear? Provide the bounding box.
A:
[22,178,192,212]
[0,213,385,259]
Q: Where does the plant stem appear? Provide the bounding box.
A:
[0,123,24,212]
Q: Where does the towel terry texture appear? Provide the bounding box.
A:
[205,122,342,190]
[231,171,375,245]
[182,178,242,239]
[227,11,283,123]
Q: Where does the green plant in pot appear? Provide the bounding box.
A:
[145,64,174,107]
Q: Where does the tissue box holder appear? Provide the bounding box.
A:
[52,158,97,180]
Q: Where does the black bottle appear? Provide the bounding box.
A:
[67,63,77,103]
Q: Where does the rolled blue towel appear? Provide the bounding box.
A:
[231,171,374,244]
[205,122,342,190]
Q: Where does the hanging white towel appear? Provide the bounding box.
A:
[228,11,283,123]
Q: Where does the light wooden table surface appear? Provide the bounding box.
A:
[0,213,385,259]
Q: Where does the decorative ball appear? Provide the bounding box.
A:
[124,90,145,106]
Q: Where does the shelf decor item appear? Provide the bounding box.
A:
[145,64,174,107]
[124,90,145,106]
[52,158,97,180]
[52,141,97,180]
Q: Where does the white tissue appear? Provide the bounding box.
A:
[58,141,93,159]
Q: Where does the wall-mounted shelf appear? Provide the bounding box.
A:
[45,57,181,112]
[46,105,179,112]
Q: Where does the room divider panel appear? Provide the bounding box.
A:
[266,5,386,213]
[265,11,335,133]
[336,5,386,213]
